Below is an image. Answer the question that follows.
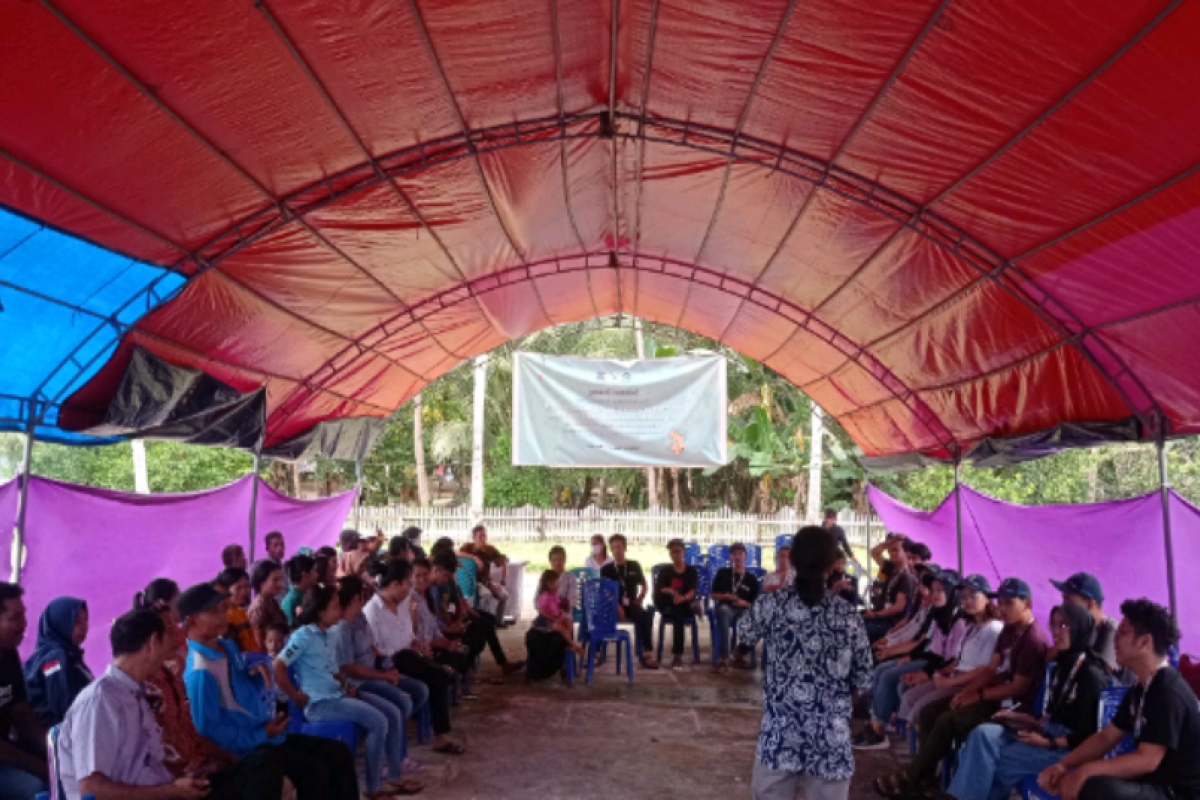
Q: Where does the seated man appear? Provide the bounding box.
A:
[0,583,48,800]
[862,535,918,642]
[180,584,360,800]
[653,539,699,670]
[876,578,1050,800]
[600,534,659,669]
[223,544,248,571]
[411,558,474,677]
[460,525,509,624]
[1039,599,1200,800]
[1049,572,1118,672]
[58,609,237,800]
[428,549,523,675]
[710,543,760,671]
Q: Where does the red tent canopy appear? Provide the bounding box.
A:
[2,0,1197,461]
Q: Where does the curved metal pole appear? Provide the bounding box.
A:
[1157,436,1178,618]
[248,450,262,560]
[954,460,964,576]
[354,459,363,531]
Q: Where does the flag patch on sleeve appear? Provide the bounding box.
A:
[42,660,61,677]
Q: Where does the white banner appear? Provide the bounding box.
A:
[512,353,727,467]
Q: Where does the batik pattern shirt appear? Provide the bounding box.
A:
[737,587,873,779]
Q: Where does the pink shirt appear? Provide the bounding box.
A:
[537,591,563,621]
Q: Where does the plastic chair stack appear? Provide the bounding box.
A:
[581,578,633,684]
[683,541,703,565]
[744,544,763,569]
[708,544,731,569]
[569,566,599,639]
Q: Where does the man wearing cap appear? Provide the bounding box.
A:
[1051,572,1118,672]
[877,577,1051,799]
[711,543,761,671]
[179,584,360,800]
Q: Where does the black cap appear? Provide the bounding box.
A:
[177,583,226,619]
[996,578,1032,601]
[1050,573,1104,604]
[933,569,962,588]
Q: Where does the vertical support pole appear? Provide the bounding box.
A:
[354,459,363,531]
[131,439,150,494]
[634,318,658,509]
[954,460,965,576]
[248,449,262,560]
[11,412,36,585]
[1157,435,1179,619]
[470,354,488,525]
[807,404,824,523]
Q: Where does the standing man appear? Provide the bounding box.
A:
[1050,572,1118,672]
[1039,598,1200,800]
[223,544,248,571]
[711,543,760,671]
[336,529,370,579]
[600,534,659,670]
[0,584,48,800]
[822,507,854,559]
[264,531,288,603]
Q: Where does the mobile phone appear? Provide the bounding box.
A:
[275,699,289,716]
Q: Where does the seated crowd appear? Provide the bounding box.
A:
[0,525,530,800]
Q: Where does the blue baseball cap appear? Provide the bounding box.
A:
[1050,573,1104,604]
[960,574,994,597]
[932,569,962,588]
[996,578,1032,601]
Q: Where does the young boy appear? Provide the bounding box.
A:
[281,555,318,627]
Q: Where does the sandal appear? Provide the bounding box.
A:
[384,778,424,795]
[874,774,908,798]
[432,741,467,756]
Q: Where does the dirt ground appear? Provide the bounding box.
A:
[400,624,905,800]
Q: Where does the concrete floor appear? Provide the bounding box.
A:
[404,625,905,800]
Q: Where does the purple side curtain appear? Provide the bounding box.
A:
[868,485,1195,648]
[2,475,354,661]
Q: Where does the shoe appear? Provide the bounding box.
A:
[853,727,890,751]
[502,661,526,675]
[671,656,684,670]
[640,658,660,670]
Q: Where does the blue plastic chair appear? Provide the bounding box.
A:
[683,541,703,565]
[708,544,731,569]
[1021,685,1132,800]
[744,544,763,569]
[569,566,599,641]
[582,578,633,684]
[285,665,359,754]
[653,564,704,664]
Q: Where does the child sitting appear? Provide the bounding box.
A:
[535,571,584,655]
[263,622,292,713]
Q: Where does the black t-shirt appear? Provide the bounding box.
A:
[878,569,918,621]
[1112,667,1200,795]
[712,567,760,607]
[601,560,647,607]
[0,648,27,740]
[654,564,698,609]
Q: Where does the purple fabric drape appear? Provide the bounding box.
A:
[3,475,354,661]
[868,485,1195,647]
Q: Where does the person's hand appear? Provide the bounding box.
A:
[902,672,930,687]
[292,692,310,709]
[248,662,273,686]
[173,774,211,798]
[1059,767,1090,800]
[1017,731,1052,749]
[933,674,953,689]
[1039,763,1068,793]
[382,668,401,684]
[951,689,979,709]
[264,712,289,738]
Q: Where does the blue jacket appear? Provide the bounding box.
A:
[24,597,93,727]
[184,637,283,757]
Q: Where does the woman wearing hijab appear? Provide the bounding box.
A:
[947,603,1110,800]
[24,597,93,727]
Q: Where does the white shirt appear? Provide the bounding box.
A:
[956,619,1004,672]
[584,555,612,572]
[363,593,415,657]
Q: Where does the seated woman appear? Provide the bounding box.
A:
[213,567,260,654]
[584,534,612,573]
[947,602,1110,800]
[24,597,92,728]
[761,545,792,593]
[248,559,288,651]
[275,585,420,797]
[897,575,1003,729]
[855,571,961,751]
[526,570,585,681]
